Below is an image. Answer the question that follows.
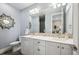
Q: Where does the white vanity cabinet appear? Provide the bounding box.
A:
[60,44,73,55]
[46,41,60,55]
[20,36,73,55]
[46,41,73,55]
[21,37,33,55]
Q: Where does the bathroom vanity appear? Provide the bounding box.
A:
[20,34,74,55]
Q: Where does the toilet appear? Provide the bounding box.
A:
[9,41,21,52]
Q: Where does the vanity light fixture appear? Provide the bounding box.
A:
[62,3,66,6]
[57,3,62,7]
[29,8,40,14]
[49,3,57,8]
[49,3,66,8]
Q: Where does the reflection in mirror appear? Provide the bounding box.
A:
[52,20,61,33]
[30,3,73,38]
[52,11,63,34]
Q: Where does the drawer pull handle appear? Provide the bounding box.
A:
[62,47,64,49]
[37,48,40,51]
[57,46,59,48]
[38,42,40,43]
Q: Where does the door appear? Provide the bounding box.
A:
[60,44,73,55]
[39,15,45,33]
[46,41,60,55]
[38,46,45,55]
[21,37,33,55]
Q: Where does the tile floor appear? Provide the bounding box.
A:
[2,49,22,55]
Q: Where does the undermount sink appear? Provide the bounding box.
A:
[28,33,73,40]
[25,34,72,41]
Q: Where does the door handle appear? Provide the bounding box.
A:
[38,41,40,44]
[37,48,40,51]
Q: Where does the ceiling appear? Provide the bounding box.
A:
[8,3,34,10]
[8,3,66,10]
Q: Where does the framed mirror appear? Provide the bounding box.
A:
[0,13,15,29]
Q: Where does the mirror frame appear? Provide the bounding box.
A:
[0,13,15,29]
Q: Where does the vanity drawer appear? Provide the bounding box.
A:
[20,37,32,41]
[33,45,45,55]
[46,41,60,47]
[33,39,45,46]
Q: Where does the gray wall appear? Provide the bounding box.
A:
[73,3,79,54]
[20,11,31,35]
[0,3,21,48]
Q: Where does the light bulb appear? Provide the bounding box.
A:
[62,3,66,6]
[29,8,40,14]
[3,20,9,24]
[49,3,57,9]
[57,3,61,7]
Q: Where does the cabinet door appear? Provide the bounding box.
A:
[38,46,45,55]
[33,45,45,55]
[46,41,60,55]
[33,45,39,55]
[60,44,73,55]
[21,37,33,55]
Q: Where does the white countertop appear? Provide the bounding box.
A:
[20,35,74,46]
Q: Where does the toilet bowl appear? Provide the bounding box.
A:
[9,41,21,52]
